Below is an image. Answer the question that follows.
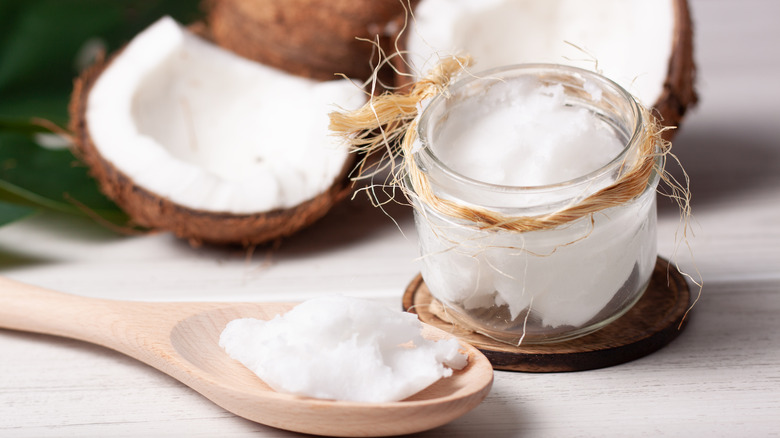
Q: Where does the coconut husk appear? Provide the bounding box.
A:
[69,55,353,247]
[205,0,416,84]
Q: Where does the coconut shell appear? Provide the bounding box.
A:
[653,0,698,136]
[206,0,414,83]
[392,0,697,139]
[69,56,354,247]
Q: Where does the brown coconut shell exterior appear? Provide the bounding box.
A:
[69,55,353,247]
[392,0,697,140]
[653,0,698,136]
[206,0,414,82]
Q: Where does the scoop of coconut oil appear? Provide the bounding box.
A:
[219,296,467,403]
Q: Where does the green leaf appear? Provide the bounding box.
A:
[0,200,36,227]
[0,0,203,125]
[0,0,202,229]
[0,119,50,135]
[0,131,127,222]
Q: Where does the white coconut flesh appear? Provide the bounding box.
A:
[406,0,675,107]
[86,17,365,215]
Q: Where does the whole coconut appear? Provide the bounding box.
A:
[206,0,414,82]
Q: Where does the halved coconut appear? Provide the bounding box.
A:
[69,17,366,246]
[206,0,411,82]
[398,0,696,134]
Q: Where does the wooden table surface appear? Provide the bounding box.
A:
[1,0,778,436]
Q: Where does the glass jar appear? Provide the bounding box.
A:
[409,64,661,345]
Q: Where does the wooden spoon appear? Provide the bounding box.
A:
[0,276,493,437]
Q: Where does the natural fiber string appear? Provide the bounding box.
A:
[331,56,700,334]
[330,56,678,233]
[330,55,471,178]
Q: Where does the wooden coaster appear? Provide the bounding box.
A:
[403,257,692,372]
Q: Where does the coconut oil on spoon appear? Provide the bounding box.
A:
[0,276,493,437]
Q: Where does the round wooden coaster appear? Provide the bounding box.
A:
[403,257,692,372]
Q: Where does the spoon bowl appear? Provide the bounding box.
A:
[0,277,493,436]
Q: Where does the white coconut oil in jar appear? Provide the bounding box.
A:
[409,64,661,345]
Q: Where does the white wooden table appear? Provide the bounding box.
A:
[1,0,779,436]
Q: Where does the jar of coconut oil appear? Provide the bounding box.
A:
[408,64,662,345]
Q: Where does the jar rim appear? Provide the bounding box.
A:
[415,63,644,194]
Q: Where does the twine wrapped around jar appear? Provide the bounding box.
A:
[331,56,697,344]
[330,56,688,233]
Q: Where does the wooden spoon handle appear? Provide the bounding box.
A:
[0,276,131,343]
[0,277,235,399]
[0,276,230,363]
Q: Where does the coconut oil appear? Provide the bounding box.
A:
[219,296,467,402]
[409,64,661,344]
